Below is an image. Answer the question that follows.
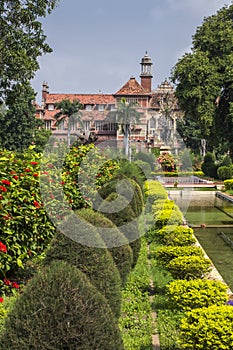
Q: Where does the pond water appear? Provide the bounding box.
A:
[169,190,233,290]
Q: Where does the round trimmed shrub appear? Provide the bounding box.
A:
[99,192,141,267]
[153,205,184,229]
[43,229,122,319]
[179,305,233,350]
[77,208,133,285]
[166,279,228,311]
[155,246,204,266]
[0,261,124,350]
[154,225,196,246]
[166,255,211,280]
[217,165,233,180]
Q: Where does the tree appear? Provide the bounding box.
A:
[0,82,42,151]
[171,4,233,158]
[0,0,58,151]
[107,97,141,160]
[0,0,58,98]
[54,99,84,147]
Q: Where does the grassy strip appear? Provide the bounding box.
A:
[119,238,153,350]
[149,241,184,350]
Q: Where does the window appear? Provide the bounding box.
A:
[98,104,105,111]
[44,120,52,130]
[84,121,90,131]
[150,117,155,129]
[85,105,92,111]
[48,104,54,111]
[95,121,117,131]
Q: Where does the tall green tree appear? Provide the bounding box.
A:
[0,0,58,151]
[171,4,233,158]
[0,82,43,151]
[108,98,141,160]
[54,99,84,147]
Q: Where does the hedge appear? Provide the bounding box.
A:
[43,229,122,319]
[155,246,204,266]
[179,305,233,350]
[153,225,196,246]
[166,255,211,280]
[166,279,228,311]
[0,261,124,350]
[99,192,141,267]
[224,179,233,191]
[77,208,133,285]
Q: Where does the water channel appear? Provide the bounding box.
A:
[168,190,233,290]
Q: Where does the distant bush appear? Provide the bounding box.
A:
[166,279,228,311]
[154,206,183,229]
[0,261,124,350]
[224,179,233,191]
[201,152,217,178]
[166,255,211,280]
[155,246,204,266]
[43,229,122,319]
[219,155,232,167]
[133,151,155,169]
[179,305,233,350]
[217,166,233,180]
[77,208,133,285]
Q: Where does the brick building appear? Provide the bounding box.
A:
[36,52,182,153]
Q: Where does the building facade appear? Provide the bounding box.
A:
[36,52,182,153]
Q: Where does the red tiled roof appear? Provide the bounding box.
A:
[43,109,110,122]
[114,77,148,95]
[45,93,116,105]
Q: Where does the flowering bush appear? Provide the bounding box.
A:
[0,145,118,294]
[157,152,177,172]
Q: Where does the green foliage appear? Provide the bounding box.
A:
[134,159,152,178]
[201,152,218,178]
[166,255,211,280]
[153,206,183,229]
[217,165,233,180]
[155,245,204,266]
[179,305,233,350]
[77,208,133,285]
[224,179,233,190]
[119,239,152,350]
[0,261,124,350]
[43,230,122,319]
[166,279,228,311]
[172,4,233,157]
[219,155,232,167]
[152,225,196,246]
[133,151,155,169]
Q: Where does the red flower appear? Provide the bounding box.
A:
[12,282,20,289]
[10,170,16,174]
[33,200,40,209]
[0,297,4,303]
[0,195,2,200]
[24,168,31,172]
[4,278,11,286]
[33,173,39,177]
[30,161,38,165]
[0,186,7,192]
[1,180,11,186]
[0,242,7,253]
[13,175,19,180]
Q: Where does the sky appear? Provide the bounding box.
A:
[31,0,233,103]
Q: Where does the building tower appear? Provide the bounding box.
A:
[140,51,153,92]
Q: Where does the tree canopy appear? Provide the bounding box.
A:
[0,0,59,151]
[171,4,233,157]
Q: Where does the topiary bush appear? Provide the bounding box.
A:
[179,305,233,350]
[155,245,204,266]
[77,208,133,285]
[224,179,233,191]
[43,229,122,319]
[201,152,217,178]
[166,255,211,280]
[153,207,183,229]
[217,166,233,180]
[166,279,228,311]
[153,225,196,246]
[0,261,124,350]
[99,192,141,268]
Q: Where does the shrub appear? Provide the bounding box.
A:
[154,225,196,246]
[179,305,233,350]
[155,246,204,266]
[201,152,217,178]
[144,180,168,205]
[219,155,232,167]
[77,208,133,285]
[154,206,183,229]
[217,166,233,180]
[166,255,211,280]
[43,229,122,319]
[99,192,141,267]
[0,261,124,350]
[224,179,233,191]
[133,151,155,169]
[166,279,228,311]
